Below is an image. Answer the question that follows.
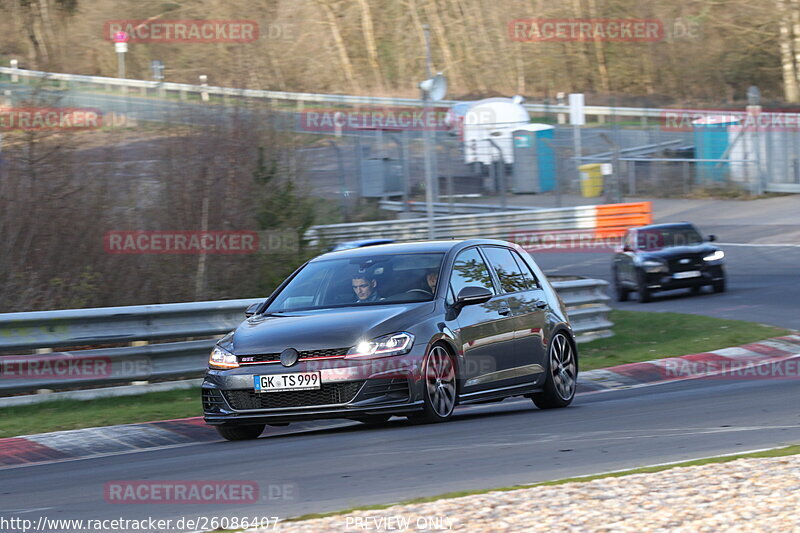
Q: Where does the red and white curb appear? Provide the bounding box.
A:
[2,335,798,469]
[577,334,800,392]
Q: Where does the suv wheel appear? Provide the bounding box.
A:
[614,269,630,302]
[636,272,652,303]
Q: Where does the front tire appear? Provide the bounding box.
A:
[713,278,726,293]
[531,331,577,409]
[613,269,630,302]
[637,271,652,303]
[215,424,265,441]
[409,344,457,423]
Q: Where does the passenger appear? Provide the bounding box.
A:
[426,269,438,293]
[352,273,380,302]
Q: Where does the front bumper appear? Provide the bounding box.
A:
[202,353,425,425]
[643,264,725,292]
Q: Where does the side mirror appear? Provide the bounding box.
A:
[622,245,634,252]
[455,286,493,308]
[245,301,264,318]
[707,235,717,242]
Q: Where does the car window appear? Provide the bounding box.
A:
[449,247,496,297]
[624,230,635,250]
[266,252,445,311]
[510,250,540,289]
[481,246,530,294]
[637,227,703,250]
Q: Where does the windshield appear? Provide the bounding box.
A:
[637,228,703,251]
[265,253,445,312]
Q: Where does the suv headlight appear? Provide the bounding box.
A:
[703,250,725,262]
[640,260,667,273]
[346,332,414,359]
[209,345,239,369]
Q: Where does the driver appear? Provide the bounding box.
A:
[352,273,380,303]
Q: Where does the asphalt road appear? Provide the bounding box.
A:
[2,365,799,532]
[536,244,800,330]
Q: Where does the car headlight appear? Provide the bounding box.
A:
[640,260,667,273]
[346,332,414,359]
[209,345,239,369]
[703,250,725,262]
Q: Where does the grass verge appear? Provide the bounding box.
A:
[579,310,790,371]
[283,444,800,522]
[0,388,201,439]
[0,311,791,438]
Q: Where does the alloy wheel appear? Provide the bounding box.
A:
[550,333,576,401]
[425,346,456,418]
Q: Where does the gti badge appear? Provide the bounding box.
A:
[280,348,300,367]
[679,258,691,264]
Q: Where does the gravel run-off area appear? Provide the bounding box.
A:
[261,454,800,532]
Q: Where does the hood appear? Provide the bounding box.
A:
[639,243,719,261]
[223,302,436,355]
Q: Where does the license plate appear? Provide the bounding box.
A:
[254,372,321,393]
[673,270,701,279]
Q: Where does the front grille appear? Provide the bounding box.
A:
[222,381,364,410]
[239,347,349,364]
[202,388,226,412]
[359,378,410,401]
[667,256,703,272]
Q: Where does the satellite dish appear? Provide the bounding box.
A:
[419,73,447,102]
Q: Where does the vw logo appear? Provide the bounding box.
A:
[280,348,300,367]
[679,258,691,264]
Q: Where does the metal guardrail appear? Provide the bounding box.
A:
[379,200,538,215]
[307,205,600,244]
[0,64,664,119]
[0,281,612,396]
[307,202,652,245]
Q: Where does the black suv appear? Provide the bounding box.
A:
[612,223,726,303]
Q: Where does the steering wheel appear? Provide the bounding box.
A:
[405,289,432,296]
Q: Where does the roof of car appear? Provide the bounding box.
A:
[312,239,512,261]
[633,222,697,231]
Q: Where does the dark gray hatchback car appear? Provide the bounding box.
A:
[203,239,578,440]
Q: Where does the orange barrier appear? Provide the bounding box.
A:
[594,201,653,239]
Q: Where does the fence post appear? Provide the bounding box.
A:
[628,160,636,195]
[199,75,209,102]
[682,160,690,194]
[10,59,19,82]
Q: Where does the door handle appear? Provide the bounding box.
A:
[498,305,511,316]
[534,300,548,309]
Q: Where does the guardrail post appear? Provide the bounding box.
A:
[199,75,209,102]
[10,59,19,82]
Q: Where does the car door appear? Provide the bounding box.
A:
[481,246,547,384]
[615,229,637,285]
[447,247,517,393]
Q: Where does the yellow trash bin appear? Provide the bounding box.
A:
[578,163,604,197]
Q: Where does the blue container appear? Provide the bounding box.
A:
[692,116,739,183]
[512,125,555,193]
